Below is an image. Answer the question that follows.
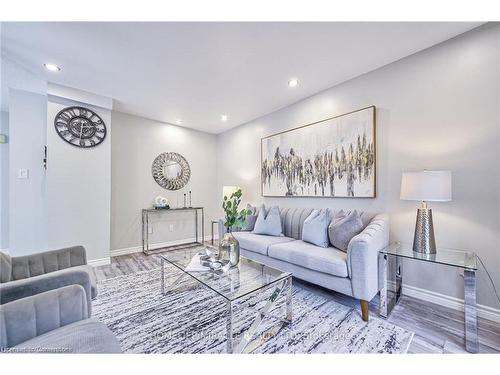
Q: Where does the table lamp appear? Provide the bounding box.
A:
[400,170,452,254]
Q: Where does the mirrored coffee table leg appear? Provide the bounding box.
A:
[160,258,189,295]
[228,276,292,354]
[226,301,234,353]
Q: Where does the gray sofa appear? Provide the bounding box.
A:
[0,246,97,316]
[0,285,121,353]
[220,207,389,321]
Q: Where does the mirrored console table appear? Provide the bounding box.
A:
[141,207,204,255]
[379,242,478,353]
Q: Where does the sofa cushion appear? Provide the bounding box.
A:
[268,240,349,278]
[12,318,121,353]
[231,231,294,256]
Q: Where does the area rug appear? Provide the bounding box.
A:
[93,268,413,353]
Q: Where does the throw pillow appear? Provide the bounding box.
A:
[328,210,364,251]
[302,209,331,248]
[332,209,346,224]
[253,204,282,236]
[241,204,258,231]
[0,251,12,283]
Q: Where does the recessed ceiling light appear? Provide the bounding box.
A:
[221,115,228,122]
[288,78,299,88]
[44,63,61,72]
[175,119,182,125]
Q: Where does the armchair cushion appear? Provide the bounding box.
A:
[12,318,121,353]
[10,245,87,281]
[0,251,12,283]
[0,266,94,316]
[0,285,88,348]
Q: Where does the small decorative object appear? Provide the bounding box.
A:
[189,190,192,207]
[153,195,169,209]
[220,188,251,266]
[54,106,106,148]
[152,152,191,190]
[183,193,187,208]
[261,106,375,197]
[199,248,231,274]
[400,170,452,254]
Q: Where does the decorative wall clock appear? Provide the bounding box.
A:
[152,152,191,190]
[54,106,107,148]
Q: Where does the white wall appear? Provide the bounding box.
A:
[0,110,9,250]
[8,89,48,255]
[1,54,47,252]
[216,23,500,310]
[46,95,112,263]
[111,111,218,252]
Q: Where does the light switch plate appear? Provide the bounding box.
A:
[18,169,29,179]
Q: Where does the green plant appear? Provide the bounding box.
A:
[222,188,251,231]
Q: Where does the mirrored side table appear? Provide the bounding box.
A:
[379,242,478,353]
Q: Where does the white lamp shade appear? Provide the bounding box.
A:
[400,171,452,202]
[222,186,240,200]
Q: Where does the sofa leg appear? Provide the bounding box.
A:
[360,300,369,322]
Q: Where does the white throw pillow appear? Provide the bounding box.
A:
[302,209,331,248]
[252,204,282,236]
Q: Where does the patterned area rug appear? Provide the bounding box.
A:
[93,268,413,353]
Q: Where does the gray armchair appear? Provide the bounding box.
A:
[0,246,97,315]
[0,285,121,353]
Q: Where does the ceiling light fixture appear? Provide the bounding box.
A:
[44,63,61,72]
[175,119,183,125]
[221,115,228,122]
[288,78,299,87]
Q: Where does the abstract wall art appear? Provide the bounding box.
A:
[261,106,376,198]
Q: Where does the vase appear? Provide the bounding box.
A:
[219,230,240,267]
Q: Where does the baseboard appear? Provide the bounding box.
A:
[110,235,215,257]
[88,257,111,267]
[403,283,500,323]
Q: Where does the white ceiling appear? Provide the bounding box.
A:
[1,22,482,134]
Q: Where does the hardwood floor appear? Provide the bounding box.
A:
[95,245,500,354]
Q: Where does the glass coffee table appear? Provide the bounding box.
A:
[159,246,292,353]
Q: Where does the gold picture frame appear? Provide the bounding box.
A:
[260,106,376,198]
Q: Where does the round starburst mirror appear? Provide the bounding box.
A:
[152,152,191,190]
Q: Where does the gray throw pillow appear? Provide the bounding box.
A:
[328,210,364,251]
[0,251,12,283]
[241,204,258,231]
[253,205,282,236]
[302,209,331,248]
